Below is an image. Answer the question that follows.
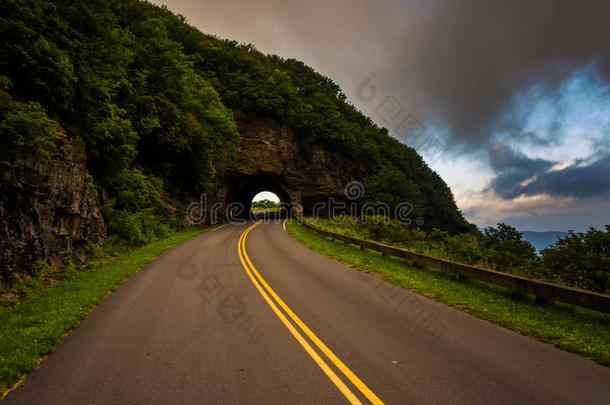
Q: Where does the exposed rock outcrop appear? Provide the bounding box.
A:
[0,132,105,282]
[217,117,350,213]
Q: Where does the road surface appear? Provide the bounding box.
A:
[5,220,610,404]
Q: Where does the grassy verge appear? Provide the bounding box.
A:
[0,225,219,397]
[286,220,610,367]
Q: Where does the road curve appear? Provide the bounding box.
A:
[5,220,610,404]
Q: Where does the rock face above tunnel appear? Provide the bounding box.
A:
[218,117,348,211]
[0,132,106,282]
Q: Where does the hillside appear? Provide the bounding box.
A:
[0,0,471,281]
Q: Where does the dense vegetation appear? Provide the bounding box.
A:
[1,0,470,255]
[251,199,280,210]
[1,0,239,247]
[307,216,610,294]
[541,227,610,294]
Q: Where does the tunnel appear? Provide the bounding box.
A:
[226,176,293,220]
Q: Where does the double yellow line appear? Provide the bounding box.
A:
[237,221,383,404]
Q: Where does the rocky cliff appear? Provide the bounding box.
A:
[0,132,105,283]
[217,116,351,215]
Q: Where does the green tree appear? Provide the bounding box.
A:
[541,227,610,293]
[0,90,59,159]
[482,223,538,272]
[251,199,280,210]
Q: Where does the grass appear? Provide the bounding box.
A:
[286,219,610,367]
[0,225,218,397]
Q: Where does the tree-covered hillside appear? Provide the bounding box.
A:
[1,0,471,249]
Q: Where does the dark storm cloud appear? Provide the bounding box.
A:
[397,0,610,145]
[487,142,552,175]
[486,142,554,198]
[154,0,610,147]
[520,154,610,198]
[488,143,610,199]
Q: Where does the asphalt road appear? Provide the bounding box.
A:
[5,220,610,404]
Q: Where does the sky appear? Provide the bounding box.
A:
[152,0,610,232]
[253,191,280,203]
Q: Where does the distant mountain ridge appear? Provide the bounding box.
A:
[520,231,569,253]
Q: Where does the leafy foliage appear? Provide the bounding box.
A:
[482,224,538,272]
[315,216,610,293]
[251,199,280,210]
[541,227,610,293]
[0,90,60,159]
[101,169,175,246]
[1,0,238,245]
[310,217,610,291]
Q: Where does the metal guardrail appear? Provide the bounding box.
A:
[301,220,610,314]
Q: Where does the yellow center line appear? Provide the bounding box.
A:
[237,222,361,404]
[238,221,384,404]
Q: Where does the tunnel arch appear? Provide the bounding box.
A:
[226,176,293,219]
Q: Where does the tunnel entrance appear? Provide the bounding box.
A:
[227,177,292,220]
[250,191,283,220]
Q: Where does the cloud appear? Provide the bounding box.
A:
[486,142,554,198]
[456,187,609,231]
[500,199,610,232]
[519,154,610,198]
[485,141,610,199]
[363,0,610,147]
[459,189,575,220]
[460,186,610,231]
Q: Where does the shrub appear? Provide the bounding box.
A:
[312,217,608,294]
[0,90,59,159]
[102,205,170,247]
[541,227,610,294]
[100,168,176,247]
[482,224,538,272]
[445,233,483,264]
